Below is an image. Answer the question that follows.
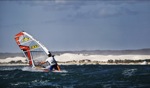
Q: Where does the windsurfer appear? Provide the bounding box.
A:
[40,53,60,71]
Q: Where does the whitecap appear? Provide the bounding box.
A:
[21,67,44,72]
[122,69,137,77]
[22,66,68,73]
[0,66,22,71]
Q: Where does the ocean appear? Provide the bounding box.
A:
[0,65,150,88]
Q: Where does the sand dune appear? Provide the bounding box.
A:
[0,53,150,64]
[55,53,150,62]
[0,57,26,63]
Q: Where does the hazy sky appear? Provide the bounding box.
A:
[0,1,150,52]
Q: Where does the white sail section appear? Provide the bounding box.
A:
[15,31,49,68]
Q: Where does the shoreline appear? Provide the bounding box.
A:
[0,54,150,66]
[0,64,28,66]
[0,62,149,66]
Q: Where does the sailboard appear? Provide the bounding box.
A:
[14,31,58,72]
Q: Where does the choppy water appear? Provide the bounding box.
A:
[0,65,150,88]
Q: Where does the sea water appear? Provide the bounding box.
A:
[0,65,150,88]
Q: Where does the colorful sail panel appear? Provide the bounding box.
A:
[14,31,49,68]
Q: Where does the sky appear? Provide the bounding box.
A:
[0,0,150,52]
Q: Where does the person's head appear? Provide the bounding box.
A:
[48,53,52,57]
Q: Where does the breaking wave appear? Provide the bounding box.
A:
[22,66,68,73]
[0,66,22,71]
[122,68,137,77]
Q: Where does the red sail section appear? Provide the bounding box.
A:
[19,45,32,66]
[14,32,33,66]
[15,32,24,45]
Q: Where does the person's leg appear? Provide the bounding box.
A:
[54,64,61,71]
[49,66,53,71]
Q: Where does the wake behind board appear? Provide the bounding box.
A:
[14,31,61,72]
[22,66,66,73]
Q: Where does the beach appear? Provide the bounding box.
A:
[0,53,149,65]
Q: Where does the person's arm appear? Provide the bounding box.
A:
[40,61,46,64]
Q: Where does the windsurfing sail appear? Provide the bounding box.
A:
[14,31,50,68]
